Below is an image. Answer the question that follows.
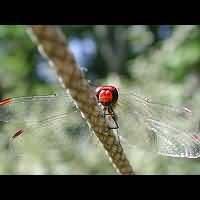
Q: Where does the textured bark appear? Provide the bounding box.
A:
[27,26,134,175]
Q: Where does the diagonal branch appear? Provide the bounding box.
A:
[26,25,134,175]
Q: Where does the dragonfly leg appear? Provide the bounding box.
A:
[108,106,119,129]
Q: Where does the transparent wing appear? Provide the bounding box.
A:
[116,90,200,158]
[0,93,72,122]
[0,93,83,138]
[148,119,200,158]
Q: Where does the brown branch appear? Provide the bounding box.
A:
[26,25,134,175]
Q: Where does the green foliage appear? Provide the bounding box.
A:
[163,34,200,81]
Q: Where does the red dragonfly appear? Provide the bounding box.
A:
[0,85,200,158]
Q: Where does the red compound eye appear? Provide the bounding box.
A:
[99,89,113,104]
[96,85,118,106]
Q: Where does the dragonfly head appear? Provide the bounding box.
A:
[96,86,118,107]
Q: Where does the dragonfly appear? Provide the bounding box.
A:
[1,85,200,158]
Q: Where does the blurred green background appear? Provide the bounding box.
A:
[0,25,200,174]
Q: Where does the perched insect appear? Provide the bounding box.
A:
[95,86,119,130]
[1,85,200,158]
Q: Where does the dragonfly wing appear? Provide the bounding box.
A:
[0,93,73,123]
[148,119,200,158]
[0,93,85,138]
[116,90,200,157]
[118,90,196,131]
